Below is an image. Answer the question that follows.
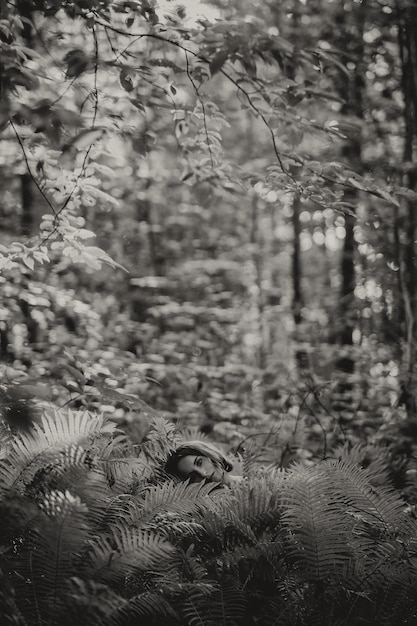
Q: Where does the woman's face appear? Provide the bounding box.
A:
[176,454,225,483]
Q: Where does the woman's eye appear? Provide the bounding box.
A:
[196,457,202,467]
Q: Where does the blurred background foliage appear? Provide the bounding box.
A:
[1,0,417,499]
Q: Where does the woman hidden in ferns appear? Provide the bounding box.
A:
[165,440,242,486]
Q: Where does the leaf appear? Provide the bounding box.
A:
[64,49,90,79]
[376,189,400,207]
[120,68,134,92]
[347,176,367,191]
[62,128,106,153]
[22,255,34,271]
[0,409,117,491]
[241,56,257,79]
[311,48,350,76]
[209,50,229,75]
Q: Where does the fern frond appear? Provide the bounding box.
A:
[334,443,393,488]
[182,576,246,626]
[281,465,354,580]
[101,456,152,492]
[322,459,413,533]
[181,583,218,626]
[215,475,284,531]
[86,527,175,584]
[140,417,180,464]
[103,591,178,626]
[0,409,117,493]
[144,515,204,545]
[219,539,284,571]
[9,490,91,624]
[129,479,219,525]
[199,508,258,550]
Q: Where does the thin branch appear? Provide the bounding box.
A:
[184,50,214,168]
[9,119,57,217]
[49,75,80,108]
[54,25,100,224]
[29,17,63,73]
[92,24,99,128]
[92,17,289,174]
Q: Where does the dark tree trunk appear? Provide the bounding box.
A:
[397,5,417,417]
[292,190,303,326]
[136,181,165,276]
[20,173,34,236]
[333,1,366,366]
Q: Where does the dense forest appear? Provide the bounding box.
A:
[1,0,417,624]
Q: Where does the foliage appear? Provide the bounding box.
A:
[1,408,417,626]
[2,0,417,622]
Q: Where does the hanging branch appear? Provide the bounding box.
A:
[54,24,100,222]
[91,17,289,176]
[184,50,215,168]
[9,119,57,217]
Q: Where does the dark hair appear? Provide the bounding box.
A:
[165,440,233,478]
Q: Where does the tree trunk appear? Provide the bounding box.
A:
[20,173,34,236]
[291,190,303,326]
[334,0,366,358]
[397,4,417,417]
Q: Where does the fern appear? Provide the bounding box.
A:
[182,576,246,626]
[322,459,413,532]
[215,474,284,531]
[281,465,355,581]
[3,410,417,626]
[0,409,116,493]
[129,479,220,525]
[102,591,178,626]
[8,490,91,625]
[86,527,175,584]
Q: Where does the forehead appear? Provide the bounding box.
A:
[177,455,199,476]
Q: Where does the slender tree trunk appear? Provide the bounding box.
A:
[328,0,366,425]
[397,4,417,417]
[292,190,303,326]
[136,180,165,276]
[250,191,267,369]
[20,173,34,236]
[334,0,366,359]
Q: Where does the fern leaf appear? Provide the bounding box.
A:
[182,576,246,626]
[0,409,117,493]
[130,479,219,524]
[103,591,178,625]
[281,465,354,580]
[10,490,91,624]
[140,416,180,463]
[202,508,258,549]
[86,528,175,583]
[323,459,413,533]
[215,475,284,531]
